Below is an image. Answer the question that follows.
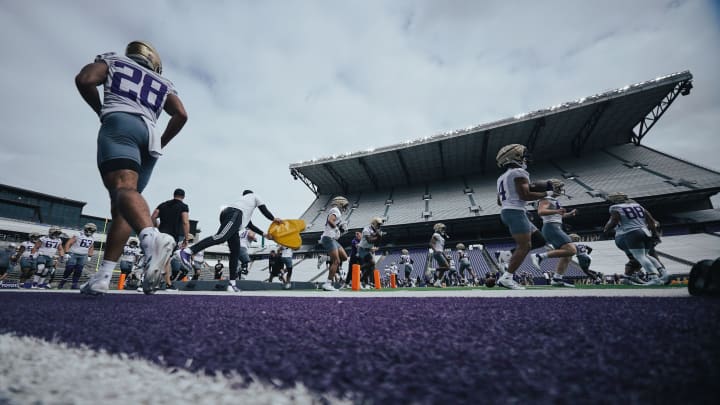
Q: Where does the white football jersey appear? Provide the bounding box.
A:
[20,241,35,257]
[497,167,531,210]
[610,202,650,236]
[96,53,177,125]
[69,231,96,255]
[400,254,411,264]
[281,248,293,258]
[358,225,381,249]
[37,236,61,256]
[321,207,342,240]
[430,232,445,252]
[540,197,563,224]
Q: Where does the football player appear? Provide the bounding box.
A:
[603,192,663,285]
[568,234,603,283]
[17,233,40,288]
[455,243,477,286]
[314,196,350,291]
[429,223,450,288]
[536,180,578,287]
[495,144,560,290]
[279,246,294,290]
[119,237,142,288]
[59,223,97,289]
[31,226,65,288]
[358,217,385,289]
[399,249,414,287]
[76,41,188,295]
[0,243,17,286]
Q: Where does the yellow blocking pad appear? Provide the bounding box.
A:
[267,219,306,249]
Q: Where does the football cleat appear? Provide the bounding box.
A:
[498,277,525,290]
[322,281,338,291]
[550,278,575,288]
[79,274,110,296]
[531,254,543,271]
[142,233,176,295]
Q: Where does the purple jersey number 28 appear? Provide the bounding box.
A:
[110,61,167,114]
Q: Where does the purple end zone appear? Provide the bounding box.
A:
[1,293,719,404]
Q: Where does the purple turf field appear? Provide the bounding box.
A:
[2,292,719,404]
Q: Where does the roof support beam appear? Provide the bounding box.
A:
[438,142,446,177]
[358,157,379,191]
[290,168,318,196]
[631,79,692,145]
[322,164,348,195]
[395,150,412,185]
[525,117,545,153]
[571,101,609,157]
[480,130,490,176]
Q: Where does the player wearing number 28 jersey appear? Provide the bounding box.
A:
[75,41,188,296]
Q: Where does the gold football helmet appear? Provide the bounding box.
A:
[48,226,62,238]
[370,217,384,229]
[433,223,446,233]
[128,237,140,247]
[496,144,529,168]
[126,40,162,74]
[456,243,465,250]
[606,192,630,204]
[547,178,565,197]
[401,249,409,255]
[84,222,97,236]
[330,196,349,212]
[569,234,581,243]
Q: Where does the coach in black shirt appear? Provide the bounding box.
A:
[152,188,190,247]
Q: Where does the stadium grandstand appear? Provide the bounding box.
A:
[290,70,720,280]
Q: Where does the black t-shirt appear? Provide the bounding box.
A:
[156,199,189,239]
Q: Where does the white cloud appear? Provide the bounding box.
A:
[1,0,718,233]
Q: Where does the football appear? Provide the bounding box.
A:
[485,277,496,288]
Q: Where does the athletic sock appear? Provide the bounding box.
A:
[98,260,117,279]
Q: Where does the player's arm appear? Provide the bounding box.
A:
[63,236,76,253]
[603,211,621,234]
[247,222,264,236]
[258,205,282,225]
[516,178,552,201]
[31,241,41,255]
[160,94,188,148]
[75,62,108,117]
[643,209,658,234]
[327,213,338,228]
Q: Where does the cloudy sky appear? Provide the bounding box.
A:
[1,0,718,236]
